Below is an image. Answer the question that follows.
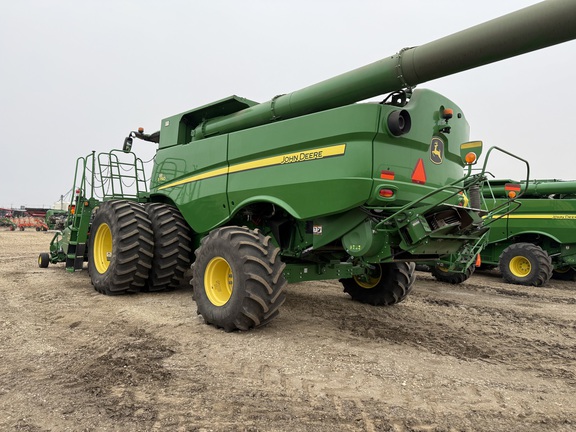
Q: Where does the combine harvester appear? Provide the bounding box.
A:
[430,179,576,286]
[479,179,576,285]
[39,1,576,330]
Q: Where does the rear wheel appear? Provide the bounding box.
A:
[144,203,193,291]
[191,226,287,331]
[88,200,154,295]
[340,262,415,305]
[38,253,49,268]
[499,243,553,287]
[431,264,475,284]
[552,266,576,281]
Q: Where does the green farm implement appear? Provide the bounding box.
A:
[40,1,576,330]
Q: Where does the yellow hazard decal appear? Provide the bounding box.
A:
[158,144,346,190]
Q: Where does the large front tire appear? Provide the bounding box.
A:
[191,226,287,332]
[88,200,154,295]
[340,262,415,305]
[144,203,193,291]
[499,243,553,287]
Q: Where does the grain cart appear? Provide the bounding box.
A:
[39,1,576,330]
[478,179,576,285]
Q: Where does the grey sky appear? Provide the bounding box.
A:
[1,0,575,209]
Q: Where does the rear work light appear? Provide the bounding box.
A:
[465,152,477,164]
[460,141,483,165]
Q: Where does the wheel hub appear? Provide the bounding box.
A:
[354,266,382,289]
[205,257,234,306]
[93,223,112,274]
[509,256,531,277]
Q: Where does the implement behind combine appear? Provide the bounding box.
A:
[40,1,576,330]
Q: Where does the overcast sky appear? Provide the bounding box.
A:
[1,0,575,209]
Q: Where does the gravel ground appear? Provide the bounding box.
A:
[1,230,575,431]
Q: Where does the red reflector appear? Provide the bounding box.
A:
[411,158,427,184]
[379,189,394,198]
[380,170,395,180]
[505,183,521,192]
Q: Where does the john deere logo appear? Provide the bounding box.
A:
[430,137,444,164]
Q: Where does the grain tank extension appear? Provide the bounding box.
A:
[40,1,576,331]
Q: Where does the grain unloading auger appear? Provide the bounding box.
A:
[40,1,576,331]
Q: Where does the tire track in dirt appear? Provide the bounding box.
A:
[331,280,576,385]
[420,270,576,304]
[2,232,576,431]
[26,321,179,429]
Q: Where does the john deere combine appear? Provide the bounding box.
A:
[40,1,576,330]
[479,179,576,285]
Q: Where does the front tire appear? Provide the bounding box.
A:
[38,252,49,268]
[340,262,415,305]
[552,266,576,281]
[191,226,287,331]
[88,200,154,295]
[144,203,193,291]
[499,243,553,287]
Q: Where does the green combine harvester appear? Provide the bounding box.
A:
[39,1,576,330]
[479,179,576,285]
[429,179,576,286]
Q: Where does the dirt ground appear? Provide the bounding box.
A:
[0,230,575,432]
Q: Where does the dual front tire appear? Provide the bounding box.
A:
[88,200,192,295]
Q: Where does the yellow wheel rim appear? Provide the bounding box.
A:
[93,223,112,274]
[38,256,42,266]
[354,266,382,289]
[509,256,531,277]
[205,257,234,306]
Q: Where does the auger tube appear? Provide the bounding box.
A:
[192,0,576,140]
